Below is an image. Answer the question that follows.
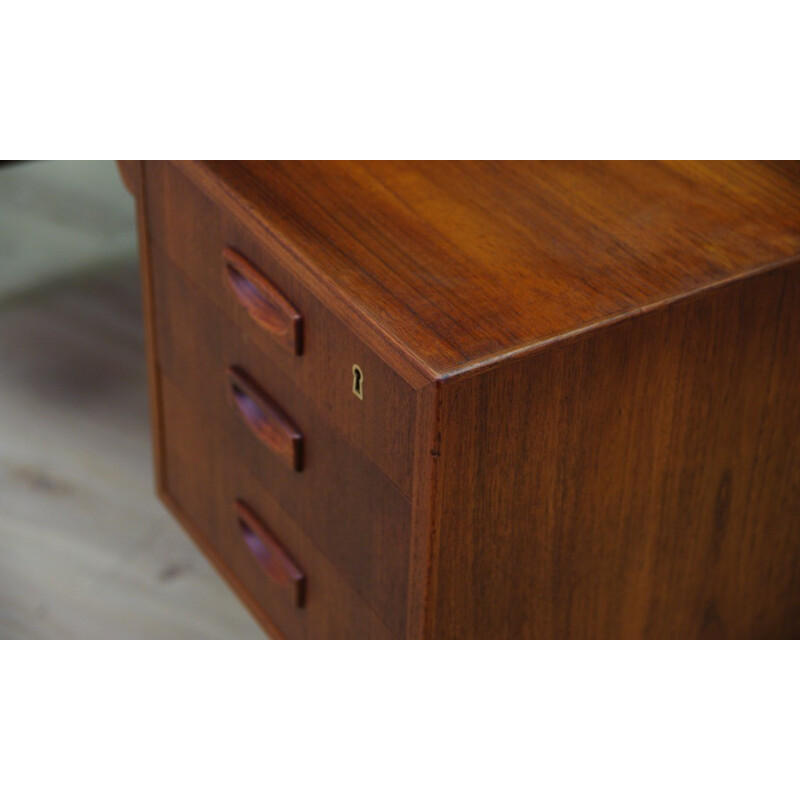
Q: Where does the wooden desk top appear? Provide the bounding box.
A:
[178,161,800,380]
[127,160,800,638]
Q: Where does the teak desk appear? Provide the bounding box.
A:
[120,161,800,639]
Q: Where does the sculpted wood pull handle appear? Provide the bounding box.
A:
[227,366,303,471]
[222,246,303,355]
[235,500,306,608]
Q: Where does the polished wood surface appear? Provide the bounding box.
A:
[421,264,800,638]
[223,246,303,355]
[127,161,800,638]
[234,500,306,608]
[184,161,800,378]
[145,161,416,495]
[227,366,304,472]
[151,252,411,634]
[160,376,395,638]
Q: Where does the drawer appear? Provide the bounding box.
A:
[159,376,395,639]
[151,253,411,634]
[144,160,415,497]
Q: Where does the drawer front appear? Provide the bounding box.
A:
[160,377,395,639]
[144,160,415,497]
[152,254,411,634]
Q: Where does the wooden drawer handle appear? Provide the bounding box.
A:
[235,500,306,608]
[222,246,303,355]
[227,366,303,471]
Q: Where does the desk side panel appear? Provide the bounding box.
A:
[428,262,800,638]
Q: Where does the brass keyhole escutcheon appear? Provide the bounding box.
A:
[352,364,364,400]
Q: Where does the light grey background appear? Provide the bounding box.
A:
[0,161,265,638]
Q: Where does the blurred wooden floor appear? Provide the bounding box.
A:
[0,162,265,639]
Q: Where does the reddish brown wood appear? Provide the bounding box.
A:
[227,366,303,471]
[425,264,800,638]
[144,161,416,496]
[151,253,411,634]
[182,160,800,379]
[160,377,394,639]
[121,160,167,501]
[127,160,800,639]
[117,160,141,196]
[222,246,303,355]
[234,500,306,608]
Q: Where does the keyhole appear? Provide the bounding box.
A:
[352,364,363,400]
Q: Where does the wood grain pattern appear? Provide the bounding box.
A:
[223,246,303,355]
[151,253,411,634]
[234,500,306,608]
[145,161,416,496]
[160,375,395,639]
[128,160,800,639]
[424,263,800,638]
[184,160,800,378]
[227,366,304,472]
